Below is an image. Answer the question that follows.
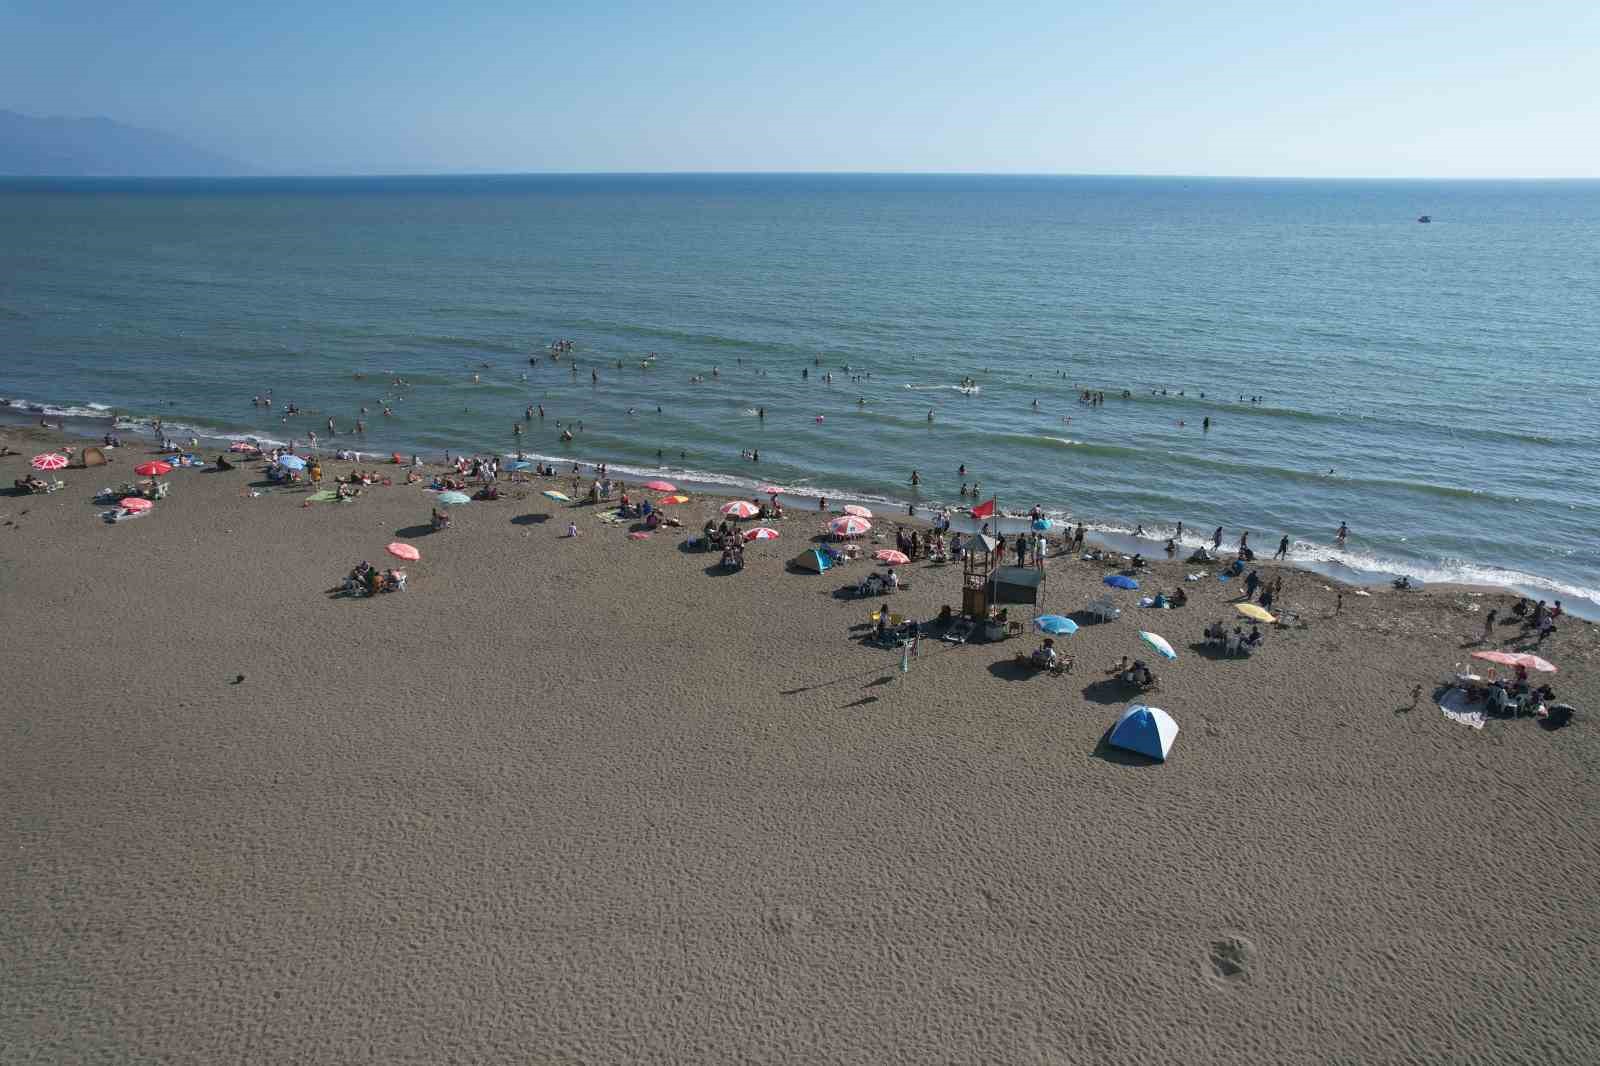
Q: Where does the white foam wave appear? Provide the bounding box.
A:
[903,383,981,394]
[4,396,118,419]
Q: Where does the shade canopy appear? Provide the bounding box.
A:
[135,460,173,477]
[275,455,306,471]
[1108,703,1179,761]
[829,516,871,537]
[744,526,780,541]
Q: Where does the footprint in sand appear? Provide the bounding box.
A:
[1207,935,1254,985]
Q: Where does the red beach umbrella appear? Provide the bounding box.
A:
[874,549,910,565]
[31,453,69,471]
[720,500,760,519]
[643,480,677,492]
[135,461,173,477]
[386,542,420,562]
[119,497,153,512]
[744,526,780,542]
[842,504,873,518]
[1471,650,1556,673]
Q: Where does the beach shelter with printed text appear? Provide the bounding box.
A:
[791,548,833,574]
[1108,703,1179,761]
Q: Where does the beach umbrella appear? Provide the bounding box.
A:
[275,455,306,471]
[643,480,677,492]
[758,485,785,495]
[134,460,173,477]
[386,542,420,562]
[31,452,69,472]
[1034,615,1078,636]
[744,526,780,542]
[1104,574,1139,590]
[1235,603,1275,623]
[229,441,258,452]
[438,491,471,506]
[542,490,571,503]
[658,494,691,505]
[628,531,651,540]
[1472,650,1557,674]
[1032,517,1054,531]
[874,549,910,565]
[830,515,871,537]
[721,500,760,519]
[118,497,153,512]
[842,504,873,518]
[1108,703,1179,761]
[1139,631,1178,661]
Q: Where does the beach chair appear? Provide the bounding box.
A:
[1086,596,1121,623]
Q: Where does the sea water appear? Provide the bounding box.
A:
[2,174,1596,612]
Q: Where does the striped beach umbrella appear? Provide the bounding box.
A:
[1139,631,1178,660]
[829,515,871,537]
[119,497,153,512]
[842,504,873,518]
[31,453,69,471]
[744,526,780,541]
[874,549,909,565]
[721,500,760,519]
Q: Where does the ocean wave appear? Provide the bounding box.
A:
[4,396,119,420]
[903,383,981,394]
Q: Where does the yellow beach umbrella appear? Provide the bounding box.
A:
[1235,603,1275,623]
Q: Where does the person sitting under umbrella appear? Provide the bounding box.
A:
[431,507,452,531]
[1120,659,1157,688]
[1030,638,1059,669]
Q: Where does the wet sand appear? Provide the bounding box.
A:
[3,426,1599,1064]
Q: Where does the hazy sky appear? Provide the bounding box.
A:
[3,0,1595,177]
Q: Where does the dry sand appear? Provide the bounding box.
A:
[3,426,1599,1064]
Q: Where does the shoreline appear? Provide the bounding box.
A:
[6,401,1594,621]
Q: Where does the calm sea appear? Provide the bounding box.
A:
[2,174,1597,612]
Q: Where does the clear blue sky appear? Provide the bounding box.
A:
[3,0,1595,177]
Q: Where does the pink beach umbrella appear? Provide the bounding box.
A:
[758,485,785,496]
[386,542,421,562]
[720,500,760,519]
[830,515,871,537]
[229,441,259,453]
[1471,650,1557,674]
[30,453,69,472]
[643,480,677,492]
[628,531,652,540]
[118,497,153,512]
[842,504,873,518]
[874,549,910,565]
[744,526,780,542]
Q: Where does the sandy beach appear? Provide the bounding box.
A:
[4,425,1598,1064]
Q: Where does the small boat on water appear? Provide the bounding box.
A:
[1417,215,1432,223]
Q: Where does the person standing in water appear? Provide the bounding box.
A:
[1336,521,1349,544]
[1274,535,1290,560]
[1212,526,1223,551]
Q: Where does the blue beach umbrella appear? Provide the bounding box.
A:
[1139,631,1177,660]
[276,454,306,471]
[1104,574,1139,590]
[1032,517,1054,531]
[1034,615,1079,636]
[437,491,471,506]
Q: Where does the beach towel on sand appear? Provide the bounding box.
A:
[1438,686,1486,731]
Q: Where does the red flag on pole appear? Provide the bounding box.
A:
[970,498,996,519]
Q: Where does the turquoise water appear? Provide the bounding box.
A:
[2,175,1597,611]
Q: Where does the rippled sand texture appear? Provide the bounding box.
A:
[4,430,1599,1064]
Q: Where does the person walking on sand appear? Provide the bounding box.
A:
[1482,607,1498,643]
[1274,534,1290,560]
[1244,569,1260,600]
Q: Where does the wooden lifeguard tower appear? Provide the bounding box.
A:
[962,534,1001,619]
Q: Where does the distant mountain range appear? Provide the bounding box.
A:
[0,109,252,177]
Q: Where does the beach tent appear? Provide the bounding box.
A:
[791,548,833,574]
[989,565,1043,605]
[1108,703,1179,761]
[80,447,108,468]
